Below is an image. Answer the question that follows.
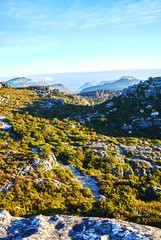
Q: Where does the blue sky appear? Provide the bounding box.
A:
[0,0,161,77]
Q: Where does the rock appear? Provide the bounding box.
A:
[151,111,159,117]
[135,168,151,177]
[146,105,152,109]
[122,124,133,130]
[124,169,134,177]
[140,110,144,113]
[130,159,152,169]
[153,166,161,172]
[80,90,122,105]
[0,82,12,88]
[1,210,161,239]
[106,102,114,108]
[48,152,58,167]
[133,118,153,128]
[97,150,109,158]
[112,168,124,177]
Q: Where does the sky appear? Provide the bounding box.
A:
[0,0,161,77]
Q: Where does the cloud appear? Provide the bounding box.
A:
[0,0,161,48]
[3,0,161,32]
[44,77,53,81]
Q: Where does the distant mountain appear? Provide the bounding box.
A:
[81,76,142,93]
[51,84,73,94]
[5,77,73,93]
[6,77,33,87]
[79,82,93,90]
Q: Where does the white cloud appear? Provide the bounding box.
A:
[3,0,161,34]
[44,77,53,81]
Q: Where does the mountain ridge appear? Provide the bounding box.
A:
[81,76,142,92]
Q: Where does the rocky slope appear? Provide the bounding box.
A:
[0,81,161,234]
[81,76,161,138]
[1,210,161,240]
[79,89,122,104]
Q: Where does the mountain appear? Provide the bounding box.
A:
[5,77,33,87]
[50,84,73,93]
[81,76,142,93]
[79,82,93,90]
[5,77,73,93]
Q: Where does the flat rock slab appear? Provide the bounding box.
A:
[1,210,161,240]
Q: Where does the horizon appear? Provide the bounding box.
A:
[1,68,161,91]
[0,0,161,77]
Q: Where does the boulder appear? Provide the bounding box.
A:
[0,82,12,88]
[130,159,152,169]
[124,168,134,177]
[1,210,161,239]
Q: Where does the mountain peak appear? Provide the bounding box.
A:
[79,82,93,90]
[6,77,32,87]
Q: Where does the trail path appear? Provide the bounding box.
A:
[58,161,105,201]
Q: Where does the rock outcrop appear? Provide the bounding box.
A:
[1,210,161,240]
[0,82,12,88]
[122,76,161,99]
[80,89,122,104]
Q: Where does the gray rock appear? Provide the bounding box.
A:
[135,168,150,177]
[0,81,12,88]
[133,118,153,128]
[1,210,161,240]
[130,159,152,169]
[124,169,134,177]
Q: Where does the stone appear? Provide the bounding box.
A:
[151,111,159,117]
[0,82,12,88]
[124,169,134,177]
[106,102,114,108]
[1,211,161,240]
[130,159,152,169]
[133,118,153,128]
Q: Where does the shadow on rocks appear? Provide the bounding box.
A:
[3,216,39,240]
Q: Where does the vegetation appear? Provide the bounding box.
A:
[0,86,161,228]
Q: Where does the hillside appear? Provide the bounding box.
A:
[81,76,142,92]
[0,78,161,232]
[79,89,122,104]
[85,76,161,139]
